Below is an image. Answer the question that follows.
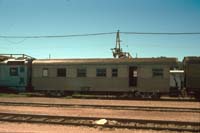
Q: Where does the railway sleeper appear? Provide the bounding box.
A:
[0,113,199,132]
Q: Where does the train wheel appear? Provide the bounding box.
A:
[55,91,65,97]
[194,92,200,101]
[134,91,141,98]
[152,92,161,99]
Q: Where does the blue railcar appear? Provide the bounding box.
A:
[0,54,34,92]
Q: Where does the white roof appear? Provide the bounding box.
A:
[0,58,28,64]
[170,70,184,73]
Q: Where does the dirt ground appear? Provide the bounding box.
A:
[0,122,193,133]
[0,97,199,108]
[0,97,199,132]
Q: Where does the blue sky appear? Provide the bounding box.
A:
[0,0,199,60]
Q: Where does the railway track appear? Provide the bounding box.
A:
[0,101,199,113]
[71,95,198,102]
[0,112,199,132]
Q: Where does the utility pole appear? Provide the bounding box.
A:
[111,30,132,58]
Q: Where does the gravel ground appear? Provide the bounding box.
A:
[0,122,193,133]
[0,97,199,132]
[0,97,199,108]
[0,105,199,122]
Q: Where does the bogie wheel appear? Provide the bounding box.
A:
[134,91,141,98]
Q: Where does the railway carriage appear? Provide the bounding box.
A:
[169,70,184,96]
[32,57,177,97]
[183,56,200,99]
[0,54,33,92]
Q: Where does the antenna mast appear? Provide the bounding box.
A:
[111,30,132,58]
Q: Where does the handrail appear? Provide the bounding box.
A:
[0,54,35,60]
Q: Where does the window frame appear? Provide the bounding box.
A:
[96,68,106,77]
[10,67,18,76]
[112,68,118,77]
[42,68,49,77]
[77,68,87,77]
[152,68,164,78]
[57,68,66,77]
[20,66,25,73]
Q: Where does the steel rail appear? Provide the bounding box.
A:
[0,102,199,113]
[0,112,199,132]
[71,95,198,102]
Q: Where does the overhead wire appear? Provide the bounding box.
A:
[0,32,116,39]
[0,31,200,39]
[2,38,27,44]
[121,32,200,35]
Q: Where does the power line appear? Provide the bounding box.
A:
[121,32,200,35]
[0,32,116,39]
[3,38,27,44]
[0,31,200,39]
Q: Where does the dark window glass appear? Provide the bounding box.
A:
[20,66,25,73]
[42,68,48,77]
[152,68,163,77]
[19,77,25,84]
[57,68,66,77]
[96,68,106,77]
[77,68,86,77]
[112,68,118,77]
[10,67,18,76]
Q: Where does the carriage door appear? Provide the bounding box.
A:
[129,66,137,87]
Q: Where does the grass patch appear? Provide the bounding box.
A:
[0,92,45,97]
[65,95,73,99]
[71,93,117,99]
[0,93,28,97]
[72,93,95,97]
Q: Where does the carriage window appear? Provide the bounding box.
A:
[133,71,137,77]
[20,66,25,73]
[96,68,106,77]
[42,68,49,77]
[77,68,86,77]
[112,68,118,77]
[10,67,18,76]
[152,69,163,77]
[57,68,66,77]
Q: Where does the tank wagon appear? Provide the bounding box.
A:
[0,54,34,92]
[32,57,177,98]
[183,56,200,99]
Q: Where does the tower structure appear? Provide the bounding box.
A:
[111,30,132,58]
